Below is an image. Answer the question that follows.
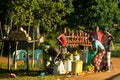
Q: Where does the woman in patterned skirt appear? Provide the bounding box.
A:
[88,36,105,72]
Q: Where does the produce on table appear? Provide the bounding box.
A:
[9,27,32,41]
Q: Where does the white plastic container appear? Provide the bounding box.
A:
[64,60,72,73]
[73,56,80,61]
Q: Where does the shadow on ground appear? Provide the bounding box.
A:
[0,68,38,78]
[105,73,120,80]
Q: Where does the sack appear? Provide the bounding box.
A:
[57,61,66,74]
[109,41,115,51]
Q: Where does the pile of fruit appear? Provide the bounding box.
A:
[84,63,95,73]
[73,50,80,56]
[9,27,32,41]
[65,52,73,60]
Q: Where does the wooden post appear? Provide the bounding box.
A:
[8,41,11,70]
[26,45,29,73]
[32,27,35,68]
[32,41,35,68]
[14,41,18,69]
[0,21,3,58]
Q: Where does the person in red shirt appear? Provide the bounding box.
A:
[57,27,67,46]
[57,27,67,59]
[95,26,103,43]
[89,26,103,43]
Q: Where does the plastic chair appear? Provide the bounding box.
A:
[29,49,43,68]
[12,50,27,69]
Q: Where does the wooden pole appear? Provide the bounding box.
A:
[8,41,11,70]
[14,41,18,69]
[0,21,3,58]
[31,27,34,68]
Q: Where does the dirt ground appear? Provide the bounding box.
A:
[63,58,120,80]
[0,57,120,80]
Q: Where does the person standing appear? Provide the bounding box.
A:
[88,36,105,72]
[102,27,114,71]
[88,26,103,44]
[57,27,67,59]
[94,26,103,43]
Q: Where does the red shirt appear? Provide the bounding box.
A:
[97,31,103,43]
[60,33,67,46]
[89,31,103,43]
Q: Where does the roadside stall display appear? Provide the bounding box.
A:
[3,26,41,71]
[66,30,91,49]
[65,29,96,74]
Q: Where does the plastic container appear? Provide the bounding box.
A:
[80,50,88,63]
[77,60,83,73]
[82,50,97,64]
[64,60,72,73]
[72,60,83,74]
[38,72,45,76]
[73,56,80,61]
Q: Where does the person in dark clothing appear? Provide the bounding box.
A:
[102,27,114,71]
[43,45,63,67]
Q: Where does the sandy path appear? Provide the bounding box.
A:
[63,58,120,80]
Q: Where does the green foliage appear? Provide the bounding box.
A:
[72,0,120,29]
[3,0,74,33]
[6,0,37,26]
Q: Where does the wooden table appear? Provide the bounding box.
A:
[6,40,37,72]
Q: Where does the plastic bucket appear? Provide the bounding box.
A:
[73,56,80,61]
[77,60,83,73]
[64,60,72,73]
[72,60,83,74]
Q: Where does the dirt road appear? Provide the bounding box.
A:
[64,58,120,80]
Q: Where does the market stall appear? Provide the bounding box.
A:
[3,26,41,71]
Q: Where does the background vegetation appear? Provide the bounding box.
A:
[0,0,120,48]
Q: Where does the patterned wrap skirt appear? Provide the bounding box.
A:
[93,49,105,70]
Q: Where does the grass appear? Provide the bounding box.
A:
[111,42,120,57]
[0,57,68,80]
[111,51,120,57]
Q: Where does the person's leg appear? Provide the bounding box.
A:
[61,46,67,59]
[53,48,61,63]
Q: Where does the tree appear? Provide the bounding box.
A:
[72,0,120,30]
[34,0,74,33]
[6,0,39,27]
[3,0,74,33]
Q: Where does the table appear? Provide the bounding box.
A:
[7,40,37,72]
